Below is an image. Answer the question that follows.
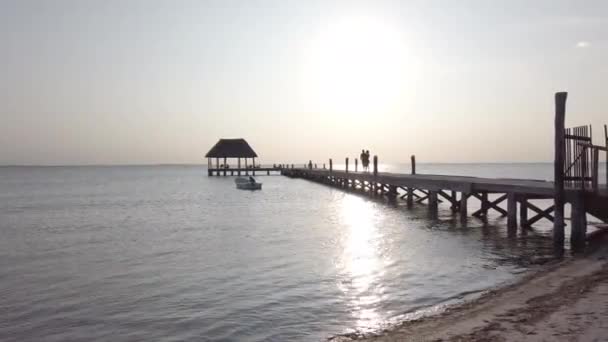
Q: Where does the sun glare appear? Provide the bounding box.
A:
[302,15,411,115]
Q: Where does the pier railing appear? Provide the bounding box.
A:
[564,124,608,192]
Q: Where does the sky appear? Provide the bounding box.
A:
[1,0,607,165]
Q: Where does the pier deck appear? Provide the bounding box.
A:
[282,166,608,249]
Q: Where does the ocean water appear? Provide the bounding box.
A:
[0,164,587,341]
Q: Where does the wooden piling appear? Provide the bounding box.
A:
[460,193,468,220]
[407,188,414,206]
[520,196,528,228]
[411,155,416,175]
[554,92,567,249]
[480,192,489,217]
[345,157,349,173]
[571,193,587,250]
[355,158,358,172]
[373,156,378,176]
[238,158,241,176]
[223,157,227,176]
[592,147,599,192]
[507,192,517,231]
[329,159,333,174]
[429,191,438,211]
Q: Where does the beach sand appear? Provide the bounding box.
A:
[331,238,608,342]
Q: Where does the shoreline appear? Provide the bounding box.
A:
[330,238,608,341]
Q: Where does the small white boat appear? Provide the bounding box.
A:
[235,176,262,190]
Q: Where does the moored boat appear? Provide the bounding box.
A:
[235,176,262,190]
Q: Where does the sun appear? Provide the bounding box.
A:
[301,15,411,116]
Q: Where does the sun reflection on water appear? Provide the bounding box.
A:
[336,194,389,332]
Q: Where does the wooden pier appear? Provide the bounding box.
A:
[280,93,608,251]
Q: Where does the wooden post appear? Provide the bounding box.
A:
[605,124,607,186]
[520,196,528,228]
[554,92,567,249]
[207,158,212,176]
[373,156,378,176]
[592,147,599,192]
[411,155,416,175]
[388,185,397,199]
[480,192,489,217]
[329,159,333,174]
[223,157,227,176]
[429,191,438,211]
[450,190,458,212]
[507,192,517,232]
[323,163,326,169]
[245,158,249,175]
[345,157,349,173]
[571,193,587,251]
[460,192,468,220]
[238,158,241,176]
[407,188,414,206]
[216,157,219,176]
[355,158,358,172]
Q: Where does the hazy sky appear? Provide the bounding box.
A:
[1,0,607,165]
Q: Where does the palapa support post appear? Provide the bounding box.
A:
[450,190,458,212]
[238,158,241,176]
[216,158,219,176]
[207,158,212,176]
[411,155,416,175]
[570,192,587,251]
[507,192,517,232]
[554,92,567,250]
[223,157,227,176]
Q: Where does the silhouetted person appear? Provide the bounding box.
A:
[308,160,313,169]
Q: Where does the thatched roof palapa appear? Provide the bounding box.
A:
[205,138,258,158]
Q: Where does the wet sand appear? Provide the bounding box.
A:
[331,238,608,342]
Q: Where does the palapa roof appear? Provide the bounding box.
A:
[205,138,258,158]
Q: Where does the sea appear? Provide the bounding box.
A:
[0,163,604,341]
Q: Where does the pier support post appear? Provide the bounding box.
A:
[238,158,241,176]
[329,159,333,174]
[520,196,528,228]
[450,190,458,212]
[388,185,398,201]
[345,157,349,173]
[429,191,438,212]
[554,92,567,250]
[507,193,517,233]
[459,193,469,220]
[570,193,587,251]
[407,188,414,206]
[355,158,358,172]
[223,157,227,176]
[480,192,489,217]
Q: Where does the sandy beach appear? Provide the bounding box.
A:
[331,237,608,342]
